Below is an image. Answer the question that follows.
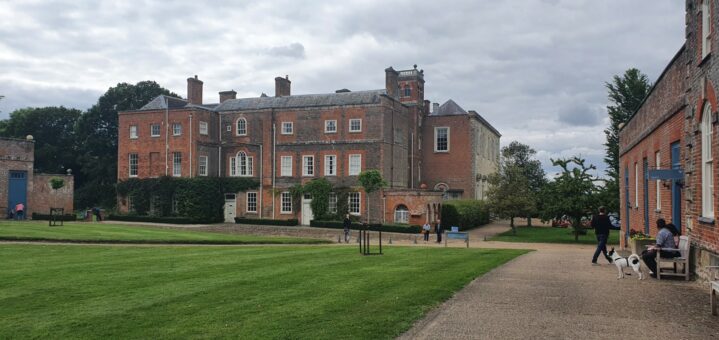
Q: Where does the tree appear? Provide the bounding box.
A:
[357,169,387,223]
[603,68,651,214]
[0,107,81,175]
[487,163,535,234]
[75,81,178,208]
[49,177,65,209]
[540,157,598,240]
[500,141,546,226]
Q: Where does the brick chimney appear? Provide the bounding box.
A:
[433,102,440,114]
[275,75,291,97]
[385,67,399,98]
[187,75,203,105]
[219,90,237,103]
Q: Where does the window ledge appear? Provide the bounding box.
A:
[655,209,661,213]
[698,216,715,225]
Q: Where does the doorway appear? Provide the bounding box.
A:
[301,193,314,225]
[8,171,27,216]
[224,193,236,223]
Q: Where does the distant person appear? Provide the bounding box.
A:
[422,222,431,242]
[343,214,351,243]
[435,219,443,243]
[590,206,613,265]
[93,207,102,222]
[14,202,24,220]
[642,220,681,278]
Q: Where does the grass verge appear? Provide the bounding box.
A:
[0,221,327,245]
[0,245,527,339]
[489,226,620,245]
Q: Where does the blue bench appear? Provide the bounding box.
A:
[445,231,469,248]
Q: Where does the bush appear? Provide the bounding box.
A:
[31,213,77,221]
[107,214,218,224]
[235,218,299,226]
[442,200,490,231]
[310,220,421,234]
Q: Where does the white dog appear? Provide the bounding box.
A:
[607,248,644,280]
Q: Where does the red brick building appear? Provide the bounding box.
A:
[618,0,718,279]
[117,66,500,225]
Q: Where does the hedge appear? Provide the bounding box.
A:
[31,213,77,221]
[235,217,299,226]
[310,220,422,234]
[107,214,218,225]
[441,200,490,231]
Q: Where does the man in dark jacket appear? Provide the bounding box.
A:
[591,206,613,265]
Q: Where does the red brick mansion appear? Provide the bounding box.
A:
[117,66,500,225]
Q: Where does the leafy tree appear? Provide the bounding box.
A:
[540,157,598,240]
[603,68,651,214]
[487,163,535,234]
[357,169,387,223]
[501,141,546,226]
[75,81,178,208]
[0,106,81,175]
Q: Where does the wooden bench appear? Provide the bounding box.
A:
[708,266,719,316]
[656,235,690,281]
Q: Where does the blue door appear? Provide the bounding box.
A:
[671,142,682,232]
[625,166,630,240]
[643,158,649,234]
[8,171,27,215]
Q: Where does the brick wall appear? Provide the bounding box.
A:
[0,138,34,215]
[30,174,74,214]
[383,189,443,225]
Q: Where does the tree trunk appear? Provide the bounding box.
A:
[510,216,516,235]
[527,214,532,227]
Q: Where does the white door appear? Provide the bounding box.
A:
[301,193,314,225]
[224,194,236,223]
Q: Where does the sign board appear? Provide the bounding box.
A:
[647,169,684,180]
[451,226,459,232]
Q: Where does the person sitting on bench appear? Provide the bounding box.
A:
[641,219,680,278]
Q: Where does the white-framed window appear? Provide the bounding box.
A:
[394,204,409,224]
[280,156,293,177]
[172,123,182,136]
[324,155,336,176]
[435,127,449,152]
[236,118,247,136]
[237,152,253,177]
[129,125,138,139]
[702,103,714,218]
[151,124,160,137]
[702,0,712,59]
[634,162,638,208]
[654,151,662,210]
[199,121,208,135]
[349,154,361,176]
[129,153,138,177]
[246,192,258,213]
[328,193,337,214]
[199,156,208,176]
[349,192,361,215]
[303,155,314,176]
[349,119,362,132]
[173,152,182,177]
[281,192,292,213]
[325,120,337,133]
[403,86,411,97]
[230,156,237,176]
[281,122,293,135]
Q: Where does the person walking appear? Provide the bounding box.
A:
[590,206,613,265]
[14,202,24,220]
[435,219,443,243]
[422,222,431,242]
[343,214,352,243]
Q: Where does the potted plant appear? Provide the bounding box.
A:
[629,229,655,254]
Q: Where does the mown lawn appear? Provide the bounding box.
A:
[489,226,620,245]
[0,245,527,339]
[0,221,327,244]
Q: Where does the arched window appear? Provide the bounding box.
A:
[394,205,409,224]
[404,85,411,97]
[236,118,247,136]
[702,102,714,218]
[236,151,253,177]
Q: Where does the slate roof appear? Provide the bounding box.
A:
[139,95,190,110]
[214,89,386,111]
[429,99,501,137]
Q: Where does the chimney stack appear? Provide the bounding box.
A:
[187,75,203,105]
[275,75,291,97]
[219,90,237,103]
[385,67,399,98]
[433,102,440,114]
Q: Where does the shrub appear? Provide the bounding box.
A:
[235,218,299,226]
[31,213,77,221]
[310,220,421,234]
[442,200,490,231]
[107,214,218,224]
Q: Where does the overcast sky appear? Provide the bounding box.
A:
[0,0,686,176]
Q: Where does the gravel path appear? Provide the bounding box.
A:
[398,222,719,340]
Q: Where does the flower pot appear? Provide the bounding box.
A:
[629,238,655,255]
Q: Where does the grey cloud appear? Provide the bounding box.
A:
[266,43,306,59]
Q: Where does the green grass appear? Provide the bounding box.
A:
[0,221,327,245]
[0,245,528,339]
[489,226,620,245]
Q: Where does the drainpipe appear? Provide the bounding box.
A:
[259,144,263,219]
[272,122,276,219]
[410,132,414,188]
[164,97,169,176]
[218,113,222,176]
[189,114,193,177]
